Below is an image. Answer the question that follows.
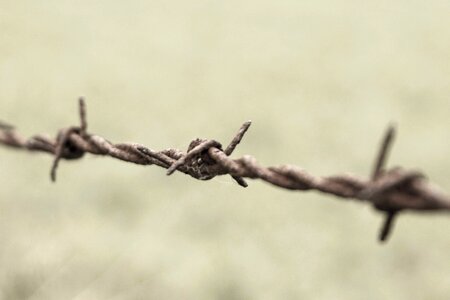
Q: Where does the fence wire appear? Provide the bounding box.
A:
[1,98,449,242]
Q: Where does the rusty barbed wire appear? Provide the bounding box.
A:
[1,98,449,242]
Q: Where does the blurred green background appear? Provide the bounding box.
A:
[1,1,449,299]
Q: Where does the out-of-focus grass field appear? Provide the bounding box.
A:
[1,1,449,299]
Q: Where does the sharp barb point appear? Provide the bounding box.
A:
[372,123,397,180]
[232,175,248,187]
[224,120,252,155]
[379,211,397,243]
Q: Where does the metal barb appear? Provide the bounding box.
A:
[379,211,397,242]
[372,124,396,180]
[79,97,88,136]
[224,121,251,186]
[50,128,78,182]
[225,121,251,155]
[166,140,221,175]
[1,100,450,243]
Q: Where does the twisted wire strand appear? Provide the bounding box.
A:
[1,98,449,242]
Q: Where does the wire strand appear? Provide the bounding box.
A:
[1,98,449,243]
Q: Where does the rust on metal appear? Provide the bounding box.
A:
[1,98,449,243]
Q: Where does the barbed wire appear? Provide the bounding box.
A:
[1,98,449,242]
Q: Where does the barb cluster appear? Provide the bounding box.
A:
[1,98,449,242]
